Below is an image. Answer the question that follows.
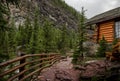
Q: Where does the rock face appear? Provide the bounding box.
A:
[9,0,80,29]
[78,60,120,81]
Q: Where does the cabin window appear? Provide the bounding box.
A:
[115,21,120,38]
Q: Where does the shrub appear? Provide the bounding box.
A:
[96,36,107,57]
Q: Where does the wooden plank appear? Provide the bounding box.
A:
[100,30,113,33]
[101,23,113,25]
[99,32,113,35]
[100,25,114,29]
[100,28,113,30]
[99,36,113,39]
[99,37,113,39]
[98,37,113,40]
[100,28,113,31]
[100,24,113,27]
[100,31,113,33]
[100,29,113,32]
[99,32,113,34]
[99,35,113,37]
[100,25,113,27]
[98,39,113,42]
[100,22,114,26]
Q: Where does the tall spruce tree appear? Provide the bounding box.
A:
[0,1,20,59]
[43,19,54,53]
[24,17,33,46]
[72,7,86,64]
[52,27,62,52]
[68,29,77,49]
[8,20,18,58]
[0,2,9,62]
[27,8,41,54]
[59,25,68,55]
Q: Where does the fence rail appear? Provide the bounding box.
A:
[0,53,60,81]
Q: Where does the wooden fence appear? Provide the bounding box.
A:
[0,53,60,81]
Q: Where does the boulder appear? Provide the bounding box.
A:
[55,70,73,81]
[73,65,86,70]
[80,60,120,81]
[38,76,46,81]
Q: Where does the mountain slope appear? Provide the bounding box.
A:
[10,0,81,29]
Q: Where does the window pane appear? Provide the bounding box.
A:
[115,21,120,38]
[116,22,118,26]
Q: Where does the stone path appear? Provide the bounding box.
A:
[38,57,80,81]
[38,57,120,81]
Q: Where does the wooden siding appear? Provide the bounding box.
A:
[98,20,114,42]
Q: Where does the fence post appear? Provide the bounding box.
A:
[39,54,43,68]
[19,53,25,80]
[49,54,51,64]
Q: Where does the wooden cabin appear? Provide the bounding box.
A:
[86,7,120,43]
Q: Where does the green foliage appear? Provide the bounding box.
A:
[59,25,69,54]
[52,0,81,19]
[43,19,54,53]
[96,36,107,57]
[112,38,118,45]
[0,31,9,62]
[0,1,20,79]
[0,0,20,31]
[0,0,80,80]
[0,0,80,63]
[27,9,41,54]
[72,7,86,64]
[68,29,78,49]
[13,15,77,55]
[91,76,99,81]
[0,2,9,62]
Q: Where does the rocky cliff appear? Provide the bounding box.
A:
[9,0,80,29]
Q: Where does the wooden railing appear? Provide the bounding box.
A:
[0,53,60,81]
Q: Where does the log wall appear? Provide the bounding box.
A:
[98,20,114,42]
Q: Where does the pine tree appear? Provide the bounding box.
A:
[8,20,18,58]
[22,17,33,54]
[27,8,41,54]
[59,25,68,55]
[17,24,26,46]
[24,17,33,46]
[68,29,77,49]
[96,36,107,57]
[37,25,44,53]
[72,7,86,64]
[43,19,54,53]
[52,27,62,52]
